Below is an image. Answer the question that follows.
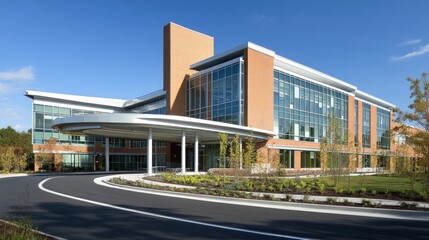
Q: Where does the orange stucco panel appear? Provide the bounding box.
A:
[163,23,214,116]
[244,48,274,131]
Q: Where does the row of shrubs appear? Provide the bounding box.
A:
[109,177,422,210]
[151,172,427,201]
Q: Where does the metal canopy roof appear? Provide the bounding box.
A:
[52,113,274,143]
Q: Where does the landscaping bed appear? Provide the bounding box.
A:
[0,219,54,240]
[110,173,428,211]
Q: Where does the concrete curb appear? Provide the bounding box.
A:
[97,174,429,221]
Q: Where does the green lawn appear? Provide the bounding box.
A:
[323,175,423,193]
[153,173,427,200]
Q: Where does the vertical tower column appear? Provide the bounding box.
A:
[194,133,199,173]
[105,137,109,172]
[147,128,153,175]
[181,131,186,174]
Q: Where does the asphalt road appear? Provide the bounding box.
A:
[0,173,427,240]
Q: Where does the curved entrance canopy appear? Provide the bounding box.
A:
[52,113,274,142]
[52,114,275,174]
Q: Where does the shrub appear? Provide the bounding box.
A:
[400,201,418,209]
[359,188,367,195]
[361,199,372,206]
[371,190,377,195]
[327,197,337,203]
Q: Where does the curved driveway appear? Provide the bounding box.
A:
[0,173,427,239]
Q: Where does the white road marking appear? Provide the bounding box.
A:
[39,177,309,240]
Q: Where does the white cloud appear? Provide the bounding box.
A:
[0,66,35,81]
[390,44,429,62]
[398,39,422,46]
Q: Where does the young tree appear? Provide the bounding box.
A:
[218,132,228,168]
[243,134,256,169]
[229,134,240,169]
[396,73,429,195]
[320,114,353,191]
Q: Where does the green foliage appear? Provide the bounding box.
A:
[229,134,240,169]
[243,134,256,169]
[396,72,429,195]
[399,201,418,209]
[0,147,28,173]
[361,199,372,206]
[320,114,353,191]
[326,197,337,203]
[219,132,228,168]
[0,126,33,172]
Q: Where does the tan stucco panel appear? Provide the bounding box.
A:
[163,23,214,116]
[244,48,274,131]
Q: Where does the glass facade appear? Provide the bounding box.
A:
[376,108,390,150]
[274,69,348,142]
[33,104,99,145]
[362,103,371,148]
[186,59,244,125]
[129,98,166,114]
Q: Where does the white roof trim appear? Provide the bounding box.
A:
[275,55,356,93]
[355,90,396,109]
[25,90,127,108]
[190,42,275,70]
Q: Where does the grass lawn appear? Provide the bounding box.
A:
[333,175,421,193]
[150,173,427,201]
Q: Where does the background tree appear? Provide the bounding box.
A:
[0,126,33,172]
[396,72,429,196]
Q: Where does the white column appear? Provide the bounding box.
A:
[239,137,243,170]
[105,137,109,172]
[194,133,199,173]
[147,128,153,175]
[181,131,186,174]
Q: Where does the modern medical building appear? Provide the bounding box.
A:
[25,22,397,173]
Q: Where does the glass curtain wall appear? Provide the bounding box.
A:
[186,59,244,125]
[362,103,371,148]
[274,70,348,142]
[376,108,391,150]
[33,104,98,145]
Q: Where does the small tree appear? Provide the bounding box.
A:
[229,134,240,169]
[219,133,228,168]
[36,138,58,171]
[320,114,352,192]
[243,134,256,169]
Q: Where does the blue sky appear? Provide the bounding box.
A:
[0,0,428,131]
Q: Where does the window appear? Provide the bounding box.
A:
[362,103,371,148]
[300,151,320,168]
